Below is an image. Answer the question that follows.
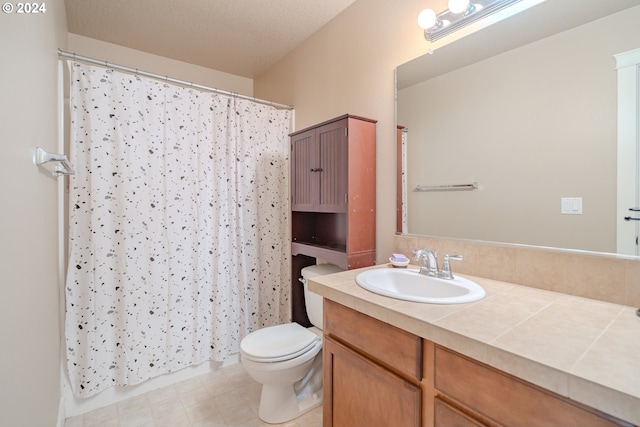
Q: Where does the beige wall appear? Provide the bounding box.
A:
[400,7,640,254]
[0,0,68,425]
[68,34,253,97]
[255,0,431,263]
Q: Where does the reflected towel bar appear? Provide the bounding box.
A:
[415,182,478,191]
[34,147,75,176]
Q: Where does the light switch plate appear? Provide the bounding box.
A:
[561,197,582,214]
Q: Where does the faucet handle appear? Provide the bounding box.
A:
[441,254,463,279]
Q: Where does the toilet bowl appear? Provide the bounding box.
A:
[240,263,343,424]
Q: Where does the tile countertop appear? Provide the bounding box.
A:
[308,264,640,426]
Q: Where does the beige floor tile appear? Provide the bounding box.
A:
[220,403,255,425]
[146,384,180,404]
[66,362,324,427]
[154,407,193,427]
[180,384,215,409]
[118,393,151,416]
[151,395,187,419]
[82,403,119,426]
[119,405,155,427]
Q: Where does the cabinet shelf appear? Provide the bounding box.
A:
[291,241,348,270]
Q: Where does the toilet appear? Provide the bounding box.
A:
[240,263,343,424]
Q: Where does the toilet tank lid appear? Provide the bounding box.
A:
[301,264,344,279]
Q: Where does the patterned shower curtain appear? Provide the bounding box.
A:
[65,62,291,398]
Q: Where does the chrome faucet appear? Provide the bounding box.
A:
[412,249,463,280]
[412,248,438,276]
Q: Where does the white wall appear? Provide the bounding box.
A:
[0,0,68,425]
[68,34,254,98]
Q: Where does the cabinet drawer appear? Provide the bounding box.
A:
[324,299,422,380]
[435,346,628,427]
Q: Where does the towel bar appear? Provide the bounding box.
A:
[415,182,478,191]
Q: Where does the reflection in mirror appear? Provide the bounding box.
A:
[396,0,640,256]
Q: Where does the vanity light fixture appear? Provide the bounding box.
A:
[418,0,524,42]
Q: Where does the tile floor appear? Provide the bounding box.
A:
[64,363,322,427]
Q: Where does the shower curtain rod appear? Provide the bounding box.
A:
[58,49,294,110]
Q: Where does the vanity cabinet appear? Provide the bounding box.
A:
[290,114,376,270]
[323,299,422,427]
[322,300,634,427]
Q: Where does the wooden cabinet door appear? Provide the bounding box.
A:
[290,120,347,213]
[291,128,317,211]
[324,336,421,427]
[316,120,348,213]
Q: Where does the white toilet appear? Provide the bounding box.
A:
[240,263,343,424]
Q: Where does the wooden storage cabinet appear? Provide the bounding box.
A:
[323,300,422,427]
[290,114,376,271]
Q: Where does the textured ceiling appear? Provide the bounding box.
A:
[64,0,357,79]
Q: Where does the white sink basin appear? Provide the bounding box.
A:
[355,268,485,304]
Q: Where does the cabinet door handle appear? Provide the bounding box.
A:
[310,168,324,172]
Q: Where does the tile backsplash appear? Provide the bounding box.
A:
[394,234,640,307]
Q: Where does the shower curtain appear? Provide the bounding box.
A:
[65,62,291,398]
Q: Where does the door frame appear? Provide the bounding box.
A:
[616,48,640,256]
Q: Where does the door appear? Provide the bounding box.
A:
[616,48,640,255]
[291,128,318,211]
[316,120,348,213]
[324,336,422,427]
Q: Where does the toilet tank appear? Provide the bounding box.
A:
[301,264,344,328]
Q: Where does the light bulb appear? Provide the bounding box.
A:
[417,8,437,29]
[448,0,469,14]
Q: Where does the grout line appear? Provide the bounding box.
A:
[568,305,626,373]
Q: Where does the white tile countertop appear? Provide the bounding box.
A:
[308,264,640,425]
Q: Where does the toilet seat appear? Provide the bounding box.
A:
[241,323,320,363]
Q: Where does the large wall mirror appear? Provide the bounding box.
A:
[396,0,640,256]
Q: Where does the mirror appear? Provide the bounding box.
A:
[396,0,640,255]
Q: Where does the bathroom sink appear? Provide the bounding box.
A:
[355,268,485,304]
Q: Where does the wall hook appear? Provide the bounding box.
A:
[34,147,75,177]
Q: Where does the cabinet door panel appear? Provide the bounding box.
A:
[317,122,348,212]
[291,129,317,211]
[324,336,421,427]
